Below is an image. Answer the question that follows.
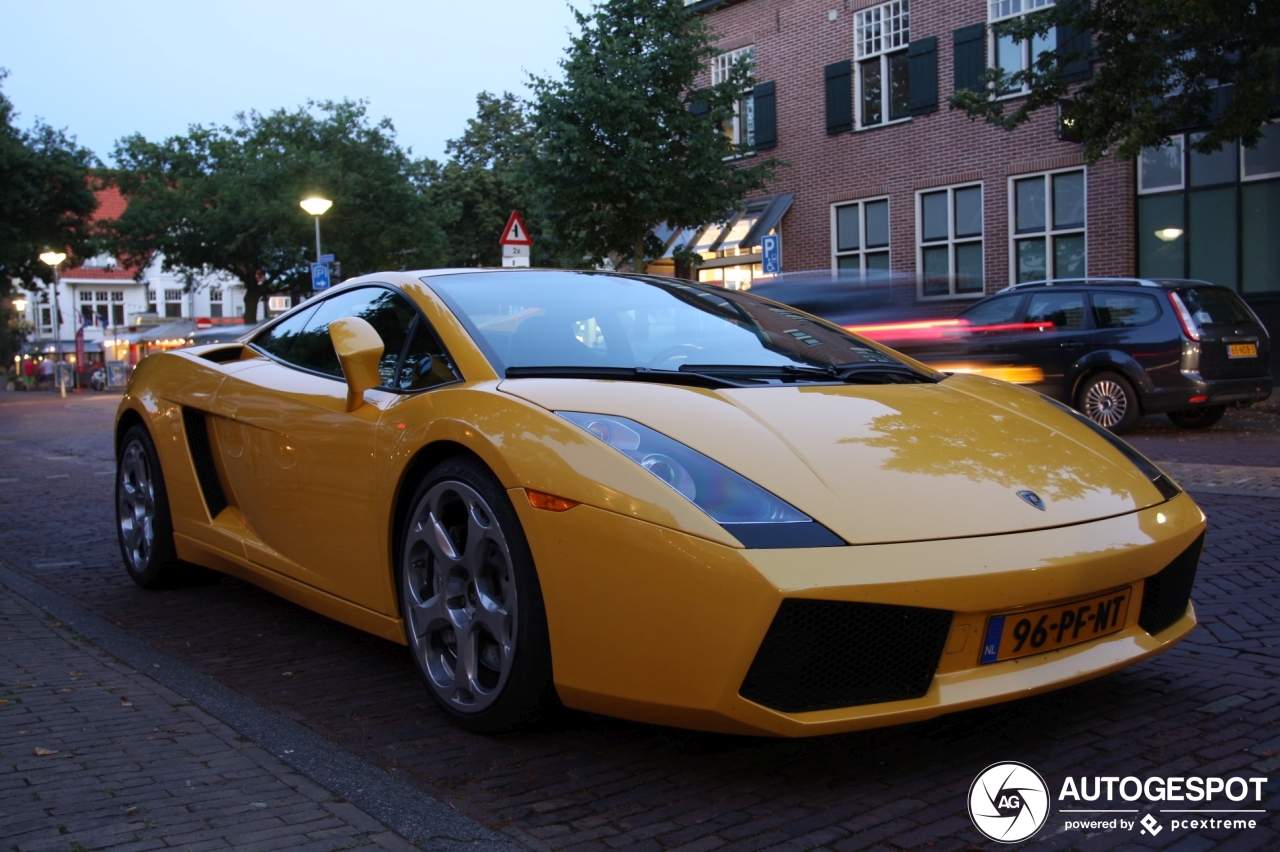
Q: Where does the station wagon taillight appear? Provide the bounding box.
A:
[1167,292,1202,342]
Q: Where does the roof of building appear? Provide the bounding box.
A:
[61,184,141,282]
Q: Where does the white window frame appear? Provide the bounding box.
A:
[988,0,1055,97]
[831,197,892,274]
[1242,123,1280,182]
[1007,167,1087,284]
[1138,135,1186,194]
[712,45,755,147]
[988,0,1054,24]
[916,183,985,300]
[854,1,911,129]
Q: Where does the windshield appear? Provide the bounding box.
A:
[424,270,904,374]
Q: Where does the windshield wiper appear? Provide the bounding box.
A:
[503,365,758,389]
[679,363,939,385]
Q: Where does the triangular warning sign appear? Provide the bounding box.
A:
[499,210,533,246]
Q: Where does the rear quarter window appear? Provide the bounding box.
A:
[1091,293,1161,328]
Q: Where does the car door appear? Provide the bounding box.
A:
[211,286,420,613]
[942,293,1027,373]
[1016,290,1093,398]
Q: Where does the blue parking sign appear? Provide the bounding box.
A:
[761,233,781,274]
[311,262,331,290]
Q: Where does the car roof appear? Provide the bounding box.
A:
[998,277,1221,292]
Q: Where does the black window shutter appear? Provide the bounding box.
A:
[953,23,986,94]
[689,100,709,119]
[1057,24,1092,82]
[824,61,852,135]
[753,81,777,150]
[908,37,938,115]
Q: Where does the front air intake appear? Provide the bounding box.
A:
[740,600,952,713]
[1139,533,1205,636]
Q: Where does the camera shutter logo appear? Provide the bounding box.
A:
[968,762,1050,843]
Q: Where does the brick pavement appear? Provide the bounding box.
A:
[0,582,418,852]
[1,391,1279,851]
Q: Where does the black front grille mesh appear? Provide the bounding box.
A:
[740,600,953,714]
[1139,533,1204,636]
[182,408,228,518]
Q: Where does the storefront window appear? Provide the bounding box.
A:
[1137,194,1184,279]
[1138,130,1280,294]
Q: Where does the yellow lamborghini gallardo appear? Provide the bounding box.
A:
[115,269,1205,736]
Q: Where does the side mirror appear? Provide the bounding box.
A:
[329,317,385,411]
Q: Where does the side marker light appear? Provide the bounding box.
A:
[527,490,580,512]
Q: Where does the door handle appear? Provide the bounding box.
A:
[1060,340,1083,350]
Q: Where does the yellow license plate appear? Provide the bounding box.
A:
[980,587,1132,664]
[1228,343,1257,358]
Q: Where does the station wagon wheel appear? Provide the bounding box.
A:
[399,457,555,732]
[1167,405,1226,430]
[1076,371,1141,434]
[116,424,180,588]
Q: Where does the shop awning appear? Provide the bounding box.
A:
[25,340,103,355]
[649,193,795,261]
[739,193,793,249]
[139,320,197,344]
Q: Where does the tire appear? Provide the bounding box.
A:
[1168,405,1226,430]
[116,424,181,588]
[1077,371,1141,434]
[398,457,556,732]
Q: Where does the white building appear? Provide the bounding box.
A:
[14,187,254,374]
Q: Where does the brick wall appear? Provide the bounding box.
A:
[697,0,1136,305]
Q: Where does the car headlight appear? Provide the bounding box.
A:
[1041,397,1181,501]
[556,411,843,548]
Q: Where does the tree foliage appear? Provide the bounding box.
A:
[0,70,98,295]
[950,0,1280,163]
[432,92,534,267]
[106,100,445,321]
[526,0,778,270]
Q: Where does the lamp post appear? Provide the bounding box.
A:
[39,250,67,398]
[299,196,332,263]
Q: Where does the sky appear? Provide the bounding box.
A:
[0,0,581,165]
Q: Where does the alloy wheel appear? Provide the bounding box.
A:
[1082,379,1129,429]
[117,440,156,572]
[402,480,518,714]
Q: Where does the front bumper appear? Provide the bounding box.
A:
[515,491,1206,737]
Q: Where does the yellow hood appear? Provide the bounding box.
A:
[498,373,1167,545]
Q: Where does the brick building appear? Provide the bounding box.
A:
[678,0,1280,357]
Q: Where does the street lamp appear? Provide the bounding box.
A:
[299,196,333,263]
[39,250,67,398]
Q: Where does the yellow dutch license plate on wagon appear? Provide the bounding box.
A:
[1228,343,1257,359]
[979,587,1132,664]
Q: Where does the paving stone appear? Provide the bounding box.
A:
[2,378,1279,852]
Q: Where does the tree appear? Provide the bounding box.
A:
[0,70,98,295]
[106,100,446,322]
[526,0,778,271]
[949,0,1280,163]
[433,92,534,267]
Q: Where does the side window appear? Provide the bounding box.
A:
[270,287,417,385]
[1025,292,1087,330]
[396,318,459,391]
[960,294,1024,328]
[1092,293,1160,329]
[252,304,321,363]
